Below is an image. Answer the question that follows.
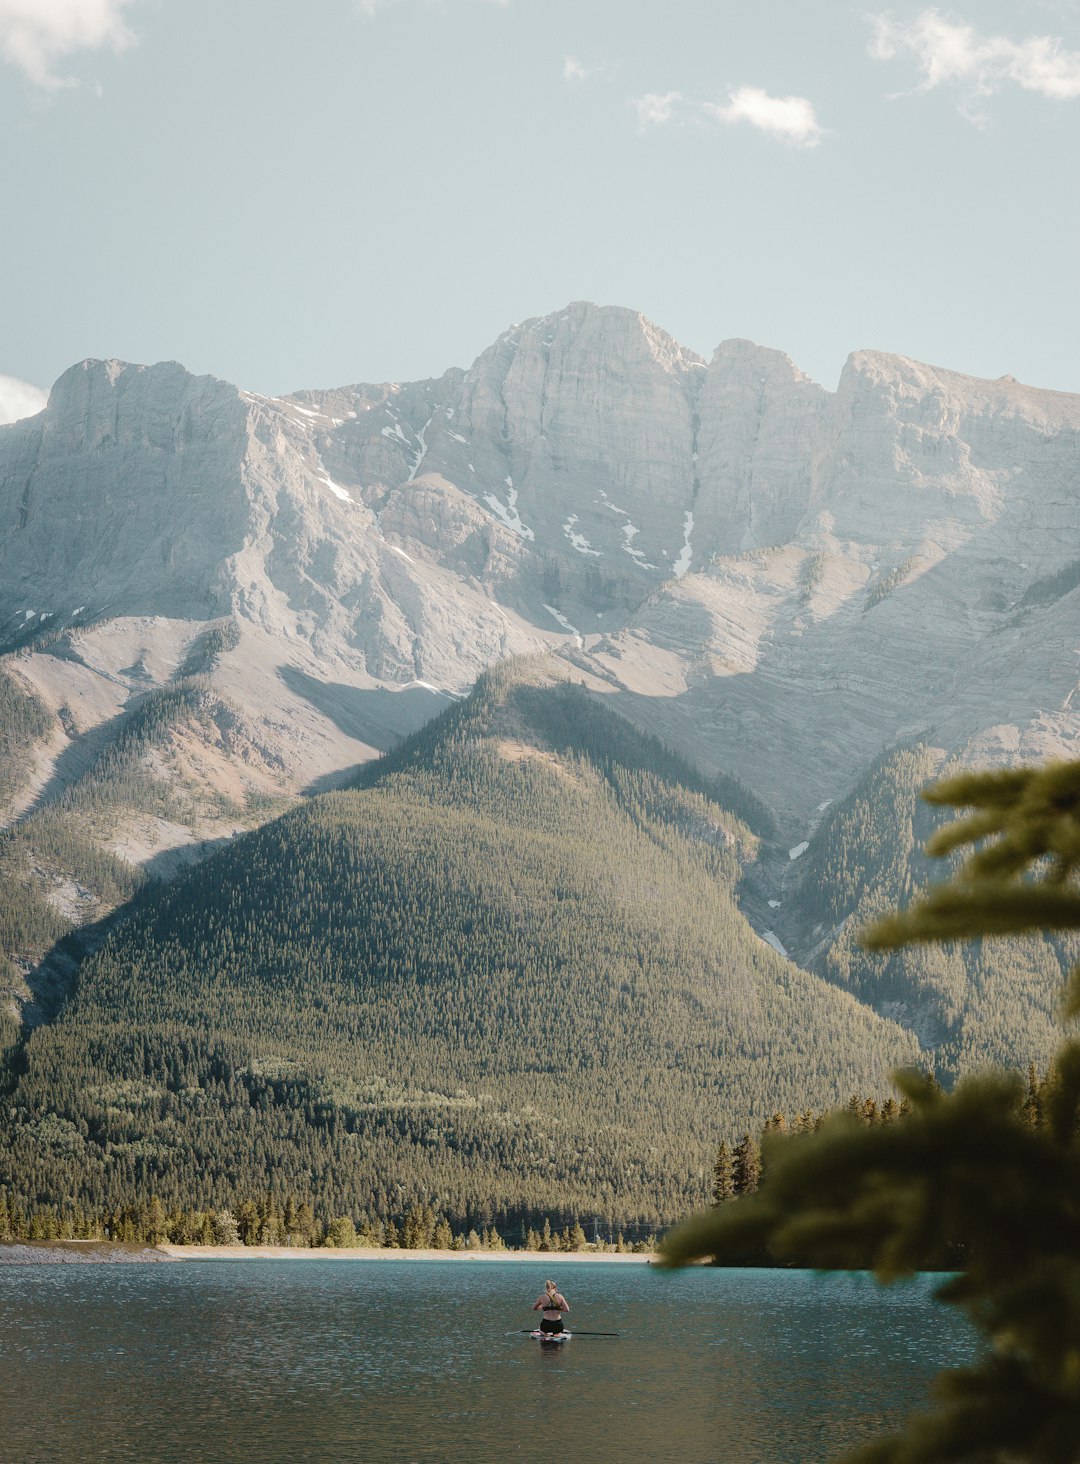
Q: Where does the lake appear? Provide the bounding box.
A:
[0,1259,975,1463]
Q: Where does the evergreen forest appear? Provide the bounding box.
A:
[0,664,918,1235]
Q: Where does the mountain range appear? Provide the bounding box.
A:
[1,301,1077,1218]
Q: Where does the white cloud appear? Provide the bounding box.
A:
[563,55,615,84]
[0,377,48,426]
[563,55,590,82]
[634,91,683,130]
[870,8,1080,119]
[0,0,137,90]
[703,85,823,146]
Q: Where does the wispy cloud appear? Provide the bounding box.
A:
[634,91,683,131]
[563,55,615,84]
[0,0,137,91]
[870,8,1080,120]
[0,376,48,426]
[634,85,822,146]
[703,86,823,146]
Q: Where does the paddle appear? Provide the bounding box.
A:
[519,1329,620,1337]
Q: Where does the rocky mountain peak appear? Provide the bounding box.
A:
[3,303,1080,840]
[710,336,814,383]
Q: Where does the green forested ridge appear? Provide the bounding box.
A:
[0,668,52,806]
[356,660,775,838]
[787,742,1071,1076]
[0,668,917,1230]
[0,680,222,972]
[176,618,241,679]
[0,673,267,1058]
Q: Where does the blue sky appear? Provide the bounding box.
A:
[2,0,1079,418]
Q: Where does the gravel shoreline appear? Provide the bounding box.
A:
[0,1242,171,1265]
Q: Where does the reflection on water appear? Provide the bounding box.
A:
[0,1260,974,1464]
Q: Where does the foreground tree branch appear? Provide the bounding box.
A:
[661,760,1080,1463]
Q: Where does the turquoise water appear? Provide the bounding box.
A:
[0,1259,975,1463]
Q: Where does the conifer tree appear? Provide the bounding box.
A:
[356,1218,383,1248]
[236,1200,260,1245]
[711,1141,735,1205]
[565,1222,588,1251]
[403,1205,436,1249]
[143,1198,168,1245]
[296,1201,317,1247]
[1022,1061,1041,1128]
[663,756,1080,1464]
[732,1134,761,1196]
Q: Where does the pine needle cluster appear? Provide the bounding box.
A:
[663,758,1080,1464]
[864,762,1080,1016]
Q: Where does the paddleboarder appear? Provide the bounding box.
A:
[532,1278,569,1336]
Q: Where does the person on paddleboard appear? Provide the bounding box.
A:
[532,1279,569,1335]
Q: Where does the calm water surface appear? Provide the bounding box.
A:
[0,1260,975,1463]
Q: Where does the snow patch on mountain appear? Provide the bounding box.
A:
[562,514,601,558]
[483,479,534,540]
[544,604,583,646]
[672,512,694,580]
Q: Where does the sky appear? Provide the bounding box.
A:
[2,0,1080,421]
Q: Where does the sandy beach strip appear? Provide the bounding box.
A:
[163,1245,655,1263]
[0,1240,654,1265]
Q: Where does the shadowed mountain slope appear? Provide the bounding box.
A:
[779,742,1076,1074]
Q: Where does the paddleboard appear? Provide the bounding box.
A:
[531,1329,571,1345]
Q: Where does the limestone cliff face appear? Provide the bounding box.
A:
[0,358,550,707]
[694,339,827,554]
[2,302,1079,835]
[442,303,704,589]
[0,360,249,621]
[590,343,1080,828]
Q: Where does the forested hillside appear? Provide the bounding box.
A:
[0,663,917,1233]
[0,648,293,1054]
[0,669,52,807]
[784,743,1072,1075]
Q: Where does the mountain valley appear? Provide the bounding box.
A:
[2,301,1078,1221]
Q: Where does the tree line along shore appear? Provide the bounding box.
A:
[0,1191,658,1254]
[2,1061,1058,1260]
[5,1068,1054,1258]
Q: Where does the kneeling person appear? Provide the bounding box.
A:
[533,1278,569,1334]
